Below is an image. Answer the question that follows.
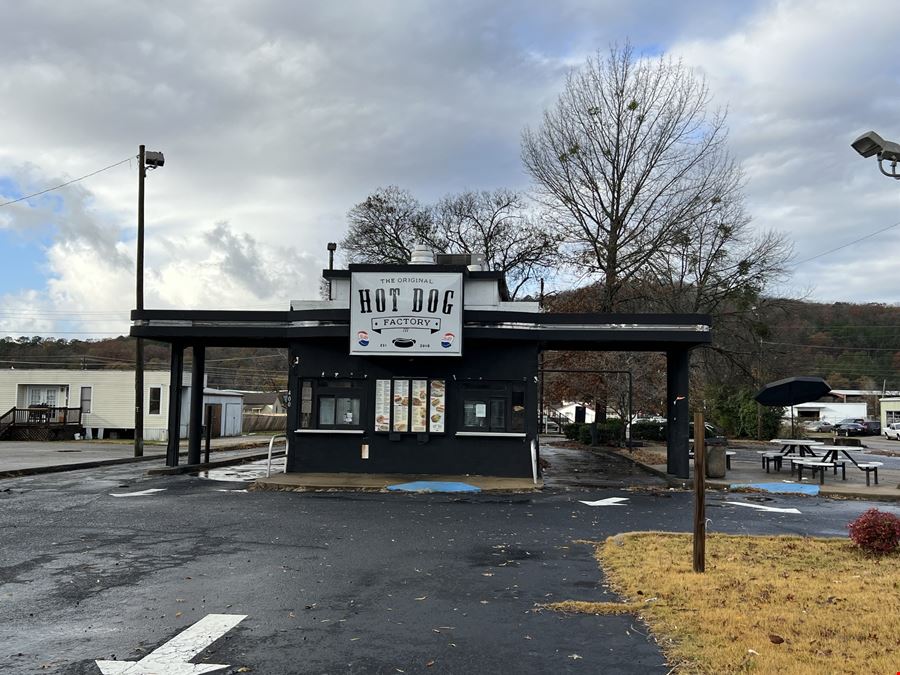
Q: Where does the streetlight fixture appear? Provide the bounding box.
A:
[135,145,164,457]
[851,130,900,179]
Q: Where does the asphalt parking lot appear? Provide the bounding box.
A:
[1,444,897,674]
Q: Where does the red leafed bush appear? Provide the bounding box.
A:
[848,508,900,554]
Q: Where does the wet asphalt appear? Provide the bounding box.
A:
[1,441,898,674]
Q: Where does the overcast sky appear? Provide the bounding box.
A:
[1,0,899,338]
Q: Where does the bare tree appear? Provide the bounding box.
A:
[644,166,792,316]
[434,189,559,298]
[522,43,734,311]
[339,186,440,264]
[340,186,558,298]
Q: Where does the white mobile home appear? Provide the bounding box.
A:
[0,369,243,441]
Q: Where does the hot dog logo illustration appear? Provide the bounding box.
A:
[350,272,463,355]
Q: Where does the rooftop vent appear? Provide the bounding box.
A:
[409,244,435,265]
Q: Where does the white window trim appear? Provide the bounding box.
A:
[148,386,163,416]
[294,429,365,435]
[79,385,93,414]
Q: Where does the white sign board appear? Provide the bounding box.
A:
[350,272,463,356]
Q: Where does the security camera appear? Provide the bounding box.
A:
[850,131,885,158]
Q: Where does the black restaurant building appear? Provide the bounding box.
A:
[131,251,711,481]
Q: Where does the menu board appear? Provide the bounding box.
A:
[411,380,428,432]
[392,380,410,432]
[428,379,446,433]
[374,380,391,432]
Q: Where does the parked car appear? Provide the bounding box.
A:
[834,418,880,436]
[688,421,725,439]
[861,420,881,435]
[802,420,833,432]
[542,420,561,433]
[835,422,866,436]
[884,422,900,441]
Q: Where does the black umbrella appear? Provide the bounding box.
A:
[754,376,831,437]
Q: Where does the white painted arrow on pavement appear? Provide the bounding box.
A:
[109,488,167,498]
[725,501,801,514]
[95,613,246,674]
[579,497,629,507]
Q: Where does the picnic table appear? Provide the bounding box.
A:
[769,438,824,457]
[791,458,846,484]
[815,444,861,467]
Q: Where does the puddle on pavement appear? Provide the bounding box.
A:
[196,458,285,482]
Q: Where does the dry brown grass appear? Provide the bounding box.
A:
[549,533,900,674]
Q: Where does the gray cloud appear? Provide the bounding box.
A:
[1,0,898,339]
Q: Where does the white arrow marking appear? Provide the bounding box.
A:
[109,488,167,498]
[579,497,629,507]
[725,501,801,514]
[95,613,246,674]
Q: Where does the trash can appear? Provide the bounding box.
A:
[705,440,727,478]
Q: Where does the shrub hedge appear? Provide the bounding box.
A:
[563,420,626,446]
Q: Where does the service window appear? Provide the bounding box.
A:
[298,379,365,430]
[460,382,526,433]
[148,387,162,415]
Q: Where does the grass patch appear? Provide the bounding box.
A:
[566,533,900,673]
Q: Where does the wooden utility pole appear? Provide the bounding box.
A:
[693,412,706,573]
[134,145,146,458]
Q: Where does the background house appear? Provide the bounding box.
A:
[241,391,287,415]
[0,369,243,441]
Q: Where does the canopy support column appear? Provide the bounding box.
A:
[188,345,206,465]
[165,343,185,467]
[666,348,690,479]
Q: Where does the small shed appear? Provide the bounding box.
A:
[179,388,244,439]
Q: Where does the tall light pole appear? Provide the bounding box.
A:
[135,145,164,457]
[851,130,900,179]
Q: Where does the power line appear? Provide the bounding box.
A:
[763,340,900,352]
[791,219,900,267]
[0,157,134,208]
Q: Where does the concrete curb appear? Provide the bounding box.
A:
[0,453,166,479]
[0,442,272,479]
[147,451,285,475]
[593,447,690,489]
[599,447,900,502]
[253,472,542,493]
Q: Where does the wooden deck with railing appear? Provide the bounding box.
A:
[0,406,83,441]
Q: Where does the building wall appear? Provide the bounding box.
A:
[792,402,867,424]
[880,399,900,427]
[287,338,539,477]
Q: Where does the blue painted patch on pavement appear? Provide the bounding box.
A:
[730,482,819,495]
[386,481,481,493]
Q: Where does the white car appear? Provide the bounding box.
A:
[885,422,900,441]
